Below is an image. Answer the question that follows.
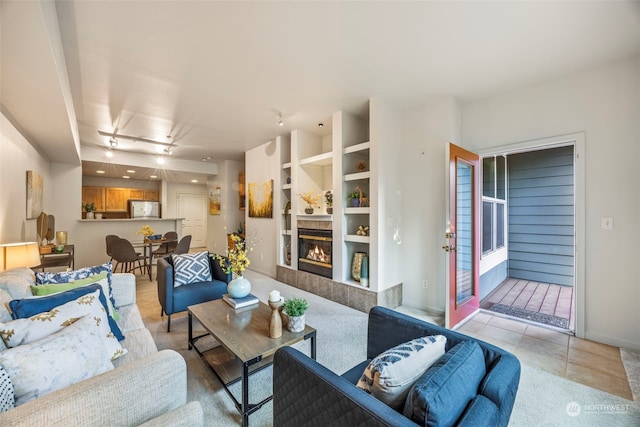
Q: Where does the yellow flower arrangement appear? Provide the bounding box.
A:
[216,231,258,277]
[298,191,321,208]
[136,225,154,237]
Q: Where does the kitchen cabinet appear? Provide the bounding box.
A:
[82,186,105,212]
[105,188,128,211]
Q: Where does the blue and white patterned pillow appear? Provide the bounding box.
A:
[172,251,212,287]
[35,262,118,321]
[356,335,446,410]
[0,365,14,412]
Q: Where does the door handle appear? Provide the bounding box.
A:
[442,245,456,252]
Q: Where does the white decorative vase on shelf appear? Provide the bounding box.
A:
[95,213,103,220]
[86,212,94,219]
[227,275,251,298]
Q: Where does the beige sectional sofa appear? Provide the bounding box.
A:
[0,267,203,426]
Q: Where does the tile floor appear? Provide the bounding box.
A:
[458,311,634,400]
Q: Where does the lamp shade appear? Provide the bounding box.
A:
[0,242,41,271]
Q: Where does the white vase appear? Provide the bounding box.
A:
[287,313,305,333]
[86,212,94,219]
[227,275,251,298]
[95,213,103,219]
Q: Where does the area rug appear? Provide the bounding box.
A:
[621,348,640,402]
[135,270,639,426]
[487,303,569,329]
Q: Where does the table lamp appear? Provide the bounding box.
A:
[0,242,41,272]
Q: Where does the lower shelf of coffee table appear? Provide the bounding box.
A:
[199,344,274,385]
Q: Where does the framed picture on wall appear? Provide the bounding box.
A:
[248,179,273,218]
[26,170,43,219]
[209,186,221,215]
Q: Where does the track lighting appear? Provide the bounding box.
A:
[109,137,118,148]
[278,113,284,127]
[164,146,172,155]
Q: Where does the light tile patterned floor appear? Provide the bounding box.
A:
[458,312,634,400]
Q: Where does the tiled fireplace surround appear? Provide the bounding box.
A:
[276,219,402,314]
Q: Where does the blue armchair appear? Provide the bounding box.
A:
[274,306,521,427]
[156,253,231,332]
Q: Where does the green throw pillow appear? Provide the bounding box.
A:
[30,271,108,296]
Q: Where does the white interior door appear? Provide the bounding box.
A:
[177,192,206,248]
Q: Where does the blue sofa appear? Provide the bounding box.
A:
[156,253,231,331]
[273,306,521,427]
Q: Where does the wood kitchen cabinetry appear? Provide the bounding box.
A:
[105,188,128,211]
[82,185,160,213]
[82,186,105,212]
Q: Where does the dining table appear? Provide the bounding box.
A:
[133,237,169,280]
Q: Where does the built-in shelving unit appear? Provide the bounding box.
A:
[276,135,293,269]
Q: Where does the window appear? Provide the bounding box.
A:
[482,156,506,256]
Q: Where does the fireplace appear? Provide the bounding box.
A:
[298,228,332,278]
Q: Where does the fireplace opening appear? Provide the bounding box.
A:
[298,228,332,279]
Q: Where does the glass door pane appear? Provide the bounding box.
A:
[457,160,474,304]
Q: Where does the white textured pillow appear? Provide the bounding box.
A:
[356,335,447,410]
[172,251,212,287]
[0,289,126,361]
[0,315,114,405]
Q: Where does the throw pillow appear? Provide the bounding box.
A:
[0,365,14,413]
[8,284,125,341]
[29,271,118,320]
[0,289,12,323]
[1,288,126,361]
[35,262,117,319]
[172,251,212,287]
[0,315,114,406]
[356,335,447,410]
[403,340,487,426]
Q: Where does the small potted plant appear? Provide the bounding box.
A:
[298,191,320,214]
[282,297,309,332]
[325,190,333,214]
[82,202,96,219]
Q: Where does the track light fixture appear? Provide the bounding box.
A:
[278,112,284,127]
[164,146,173,155]
[109,137,118,148]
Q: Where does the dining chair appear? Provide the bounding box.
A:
[110,237,149,276]
[152,231,179,258]
[105,234,119,261]
[173,235,192,255]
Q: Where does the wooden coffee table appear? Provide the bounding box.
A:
[188,299,316,427]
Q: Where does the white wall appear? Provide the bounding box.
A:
[0,112,52,244]
[400,96,462,313]
[245,140,280,277]
[206,159,244,256]
[463,55,640,350]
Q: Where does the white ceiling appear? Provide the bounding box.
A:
[2,1,640,169]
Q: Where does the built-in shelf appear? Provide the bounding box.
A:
[343,141,370,154]
[344,207,371,214]
[282,230,292,236]
[282,183,292,190]
[299,152,333,166]
[344,234,370,243]
[344,171,371,181]
[281,210,292,215]
[282,162,292,169]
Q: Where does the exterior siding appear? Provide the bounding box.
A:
[507,146,574,286]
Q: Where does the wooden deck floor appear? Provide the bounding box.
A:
[481,278,574,331]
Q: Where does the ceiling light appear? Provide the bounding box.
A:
[105,150,113,158]
[96,170,105,174]
[157,157,165,165]
[126,170,135,173]
[278,112,284,127]
[164,146,172,155]
[109,137,118,148]
[191,179,198,183]
[318,123,324,128]
[150,175,157,179]
[122,175,130,179]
